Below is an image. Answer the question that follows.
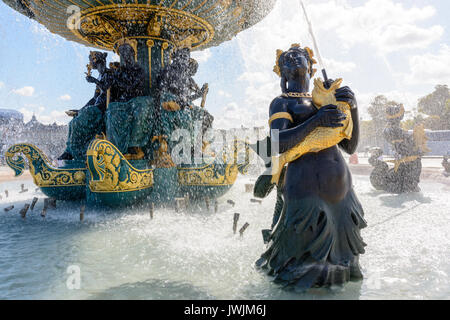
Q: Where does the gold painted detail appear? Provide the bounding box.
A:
[147,39,155,88]
[151,136,176,168]
[281,92,312,98]
[270,78,353,184]
[178,163,238,186]
[268,112,294,126]
[413,123,431,154]
[87,139,153,193]
[71,4,215,50]
[273,43,317,77]
[162,101,181,111]
[5,144,86,187]
[113,38,138,61]
[386,105,405,119]
[178,139,250,186]
[387,156,420,173]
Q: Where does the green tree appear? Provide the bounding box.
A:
[418,85,450,130]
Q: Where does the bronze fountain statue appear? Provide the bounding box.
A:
[58,51,110,161]
[254,44,366,291]
[369,105,429,193]
[3,0,273,206]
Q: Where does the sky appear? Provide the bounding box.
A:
[0,0,449,129]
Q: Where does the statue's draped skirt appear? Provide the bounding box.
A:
[256,187,367,291]
[106,96,154,154]
[66,104,104,160]
[64,95,213,160]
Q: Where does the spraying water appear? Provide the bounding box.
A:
[0,173,449,299]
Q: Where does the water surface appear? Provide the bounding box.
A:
[0,175,449,299]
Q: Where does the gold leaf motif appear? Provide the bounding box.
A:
[87,140,154,193]
[5,144,86,187]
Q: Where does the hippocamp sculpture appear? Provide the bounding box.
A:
[369,105,428,193]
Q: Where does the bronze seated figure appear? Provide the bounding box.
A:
[58,51,111,161]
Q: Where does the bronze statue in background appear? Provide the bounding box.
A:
[369,105,428,193]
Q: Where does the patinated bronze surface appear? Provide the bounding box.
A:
[58,51,111,160]
[255,44,366,291]
[369,105,424,193]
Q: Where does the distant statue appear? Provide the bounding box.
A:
[369,105,426,193]
[254,44,366,291]
[157,48,214,160]
[106,40,153,159]
[58,51,110,160]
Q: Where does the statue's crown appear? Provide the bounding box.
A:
[113,38,138,58]
[386,104,405,120]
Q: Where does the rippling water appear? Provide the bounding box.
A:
[0,175,449,299]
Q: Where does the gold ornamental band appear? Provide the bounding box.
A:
[269,112,294,126]
[70,4,215,51]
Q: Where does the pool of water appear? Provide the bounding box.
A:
[0,175,449,299]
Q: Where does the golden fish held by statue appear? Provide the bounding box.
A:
[271,78,353,184]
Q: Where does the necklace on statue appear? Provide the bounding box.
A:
[281,92,312,98]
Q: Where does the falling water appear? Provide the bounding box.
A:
[0,173,449,300]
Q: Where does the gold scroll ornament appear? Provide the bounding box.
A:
[270,78,353,184]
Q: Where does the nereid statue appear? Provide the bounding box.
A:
[369,104,426,193]
[254,44,366,291]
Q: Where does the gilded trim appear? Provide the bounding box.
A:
[178,139,250,186]
[147,39,155,88]
[269,112,294,126]
[387,155,420,172]
[70,4,215,51]
[386,105,405,119]
[87,139,154,193]
[5,143,86,187]
[161,41,169,67]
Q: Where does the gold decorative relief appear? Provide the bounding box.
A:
[87,139,154,193]
[5,143,86,188]
[71,4,215,50]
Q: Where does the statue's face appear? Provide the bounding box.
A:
[89,53,99,69]
[89,52,105,69]
[118,44,135,64]
[281,49,309,80]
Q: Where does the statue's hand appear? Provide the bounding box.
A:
[323,78,335,89]
[315,105,346,128]
[335,86,357,109]
[201,84,209,94]
[86,76,97,84]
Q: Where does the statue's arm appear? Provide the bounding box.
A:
[188,78,205,101]
[334,85,359,154]
[271,99,346,154]
[95,72,114,92]
[339,106,360,154]
[270,98,319,154]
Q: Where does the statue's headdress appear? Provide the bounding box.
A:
[113,38,138,61]
[89,51,107,63]
[273,43,317,77]
[386,104,405,120]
